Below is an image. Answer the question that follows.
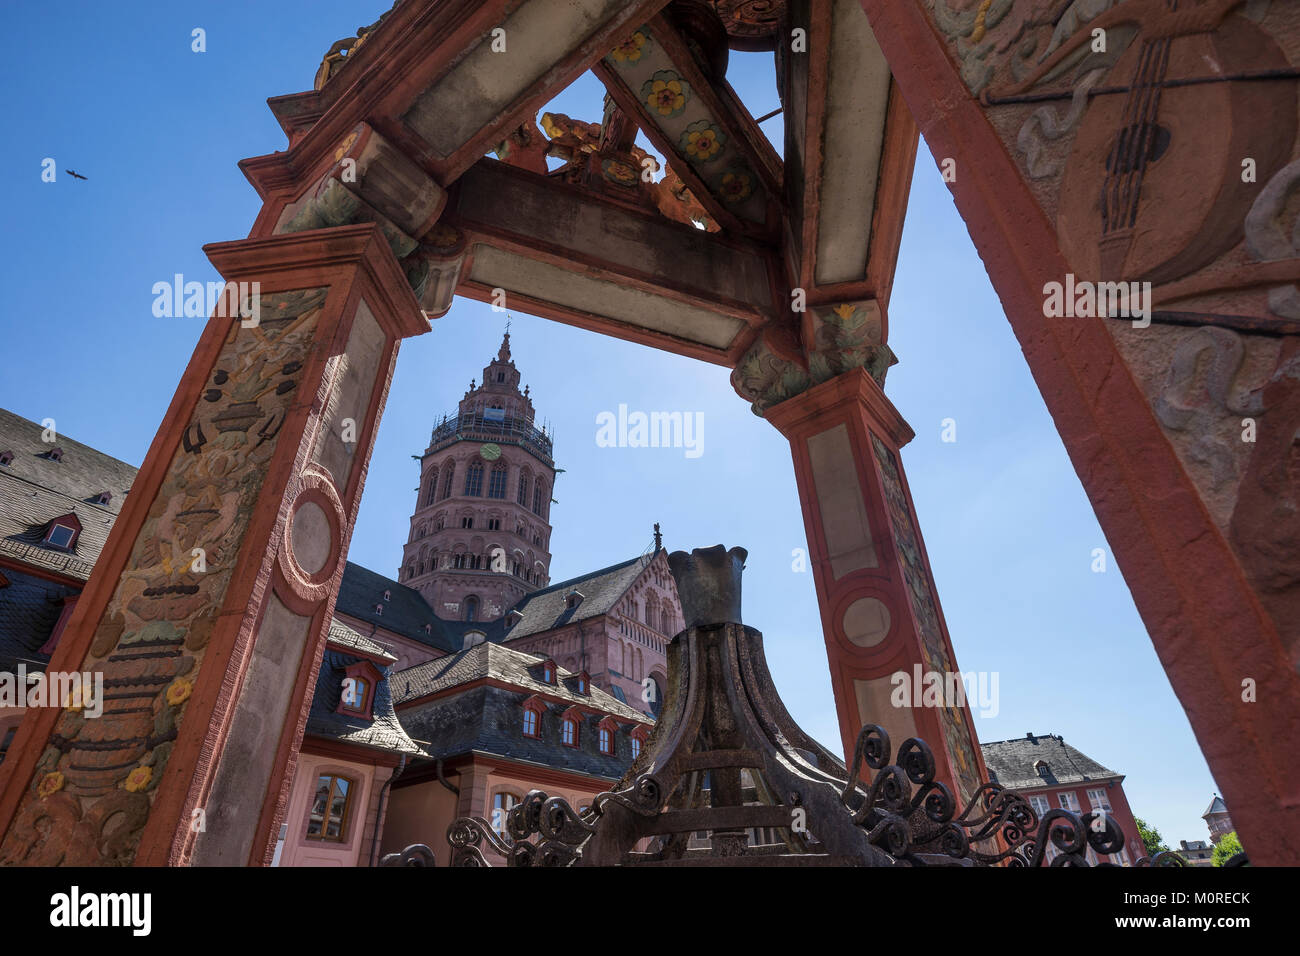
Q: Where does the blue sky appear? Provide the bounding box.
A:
[0,1,1219,849]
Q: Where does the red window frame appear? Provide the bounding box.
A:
[337,660,382,720]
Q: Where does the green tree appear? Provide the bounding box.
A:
[1212,832,1244,866]
[1134,816,1168,858]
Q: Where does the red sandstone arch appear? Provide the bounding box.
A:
[1,0,1297,866]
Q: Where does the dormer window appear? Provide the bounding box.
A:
[576,671,590,695]
[383,589,391,601]
[522,696,545,738]
[46,524,75,549]
[342,676,370,713]
[561,715,578,747]
[45,447,63,462]
[92,491,112,506]
[540,660,556,685]
[565,590,585,610]
[1034,760,1050,777]
[374,604,383,615]
[597,716,619,756]
[43,515,81,551]
[506,609,523,628]
[337,661,382,719]
[630,725,649,760]
[0,450,13,466]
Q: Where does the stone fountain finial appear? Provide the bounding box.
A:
[667,544,747,628]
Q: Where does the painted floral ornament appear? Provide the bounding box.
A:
[601,158,639,186]
[641,70,689,118]
[165,677,193,707]
[37,771,65,799]
[609,29,650,64]
[124,766,153,793]
[716,167,753,204]
[681,120,726,162]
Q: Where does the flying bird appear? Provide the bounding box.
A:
[65,170,87,180]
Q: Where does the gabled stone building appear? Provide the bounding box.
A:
[980,732,1147,866]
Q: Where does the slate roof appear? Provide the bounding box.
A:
[396,682,645,781]
[979,734,1120,790]
[336,561,459,653]
[501,554,652,641]
[0,408,139,581]
[394,640,648,722]
[1202,795,1228,818]
[304,620,418,755]
[326,617,397,663]
[393,642,652,778]
[0,566,78,674]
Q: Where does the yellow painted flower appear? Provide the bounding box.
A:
[642,72,687,117]
[166,678,193,707]
[718,169,753,204]
[602,159,638,186]
[124,766,153,793]
[682,121,725,162]
[650,80,683,115]
[38,771,65,799]
[833,303,856,321]
[610,31,648,64]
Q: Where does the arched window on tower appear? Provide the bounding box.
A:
[488,462,507,499]
[464,596,479,622]
[464,461,484,496]
[533,480,546,516]
[423,470,438,506]
[517,471,530,507]
[441,464,455,500]
[661,608,672,634]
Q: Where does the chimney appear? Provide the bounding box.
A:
[1026,732,1036,742]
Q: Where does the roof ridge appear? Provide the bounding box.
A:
[523,553,648,598]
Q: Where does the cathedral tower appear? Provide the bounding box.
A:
[399,332,555,622]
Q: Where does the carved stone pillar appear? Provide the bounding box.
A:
[856,0,1300,864]
[765,368,986,805]
[0,224,427,866]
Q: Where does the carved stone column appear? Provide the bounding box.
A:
[765,368,986,806]
[856,0,1300,864]
[0,224,427,866]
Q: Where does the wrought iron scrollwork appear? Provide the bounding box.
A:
[1135,849,1189,867]
[378,843,435,867]
[446,816,513,867]
[1018,808,1125,867]
[839,724,1131,867]
[448,773,667,867]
